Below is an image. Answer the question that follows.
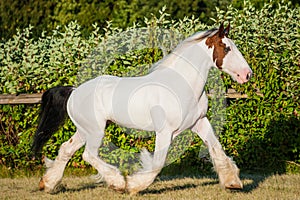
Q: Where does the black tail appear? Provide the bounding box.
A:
[32,86,74,157]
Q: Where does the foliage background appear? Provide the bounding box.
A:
[0,0,299,174]
[1,0,299,40]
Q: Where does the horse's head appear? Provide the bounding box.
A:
[205,23,252,84]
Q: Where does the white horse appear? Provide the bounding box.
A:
[32,23,252,194]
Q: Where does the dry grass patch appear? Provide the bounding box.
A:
[0,173,299,200]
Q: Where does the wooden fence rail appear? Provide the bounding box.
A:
[0,93,42,104]
[0,89,263,105]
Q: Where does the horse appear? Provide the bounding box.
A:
[32,23,252,194]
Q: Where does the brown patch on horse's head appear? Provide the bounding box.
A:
[205,23,231,69]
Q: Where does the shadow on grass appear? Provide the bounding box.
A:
[67,183,102,193]
[30,182,104,194]
[141,175,219,195]
[141,183,198,195]
[140,172,271,195]
[239,173,268,193]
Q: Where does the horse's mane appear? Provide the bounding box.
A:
[186,28,218,42]
[149,28,218,72]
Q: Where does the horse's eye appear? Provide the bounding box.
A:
[224,46,231,54]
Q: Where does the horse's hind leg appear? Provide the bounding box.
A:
[39,131,85,193]
[82,130,126,192]
[192,117,243,189]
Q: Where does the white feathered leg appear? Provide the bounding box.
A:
[82,150,126,191]
[126,132,172,195]
[192,117,243,189]
[39,131,85,193]
[82,132,126,192]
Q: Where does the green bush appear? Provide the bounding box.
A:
[0,1,299,173]
[2,0,298,40]
[0,0,244,40]
[213,1,300,171]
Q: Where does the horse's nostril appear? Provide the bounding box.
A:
[246,72,251,80]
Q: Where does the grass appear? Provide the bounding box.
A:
[1,170,299,200]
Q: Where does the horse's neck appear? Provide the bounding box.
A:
[161,42,212,97]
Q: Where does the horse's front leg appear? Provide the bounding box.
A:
[192,117,243,189]
[126,131,172,195]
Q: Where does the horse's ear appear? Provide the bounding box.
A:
[218,23,225,37]
[224,23,230,37]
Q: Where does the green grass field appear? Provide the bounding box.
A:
[1,172,299,200]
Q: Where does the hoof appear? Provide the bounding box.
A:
[224,182,243,190]
[126,185,139,196]
[125,172,157,195]
[39,178,45,191]
[127,186,141,196]
[125,176,141,195]
[38,177,66,194]
[104,174,126,193]
[128,189,139,196]
[108,184,125,193]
